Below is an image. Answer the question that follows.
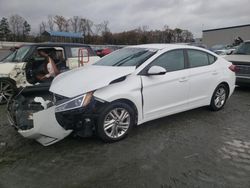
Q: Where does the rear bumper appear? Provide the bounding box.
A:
[236,76,250,86]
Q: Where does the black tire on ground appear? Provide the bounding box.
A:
[96,102,135,142]
[209,84,228,111]
[0,79,17,105]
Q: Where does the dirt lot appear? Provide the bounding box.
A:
[0,87,249,188]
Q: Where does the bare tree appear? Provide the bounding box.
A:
[39,21,47,34]
[22,21,31,37]
[101,21,112,44]
[47,15,54,31]
[163,25,174,43]
[79,18,88,35]
[94,20,110,36]
[102,20,110,34]
[181,30,193,42]
[53,15,67,32]
[94,23,103,36]
[141,25,149,32]
[70,16,80,33]
[9,14,25,37]
[64,19,71,32]
[174,28,183,42]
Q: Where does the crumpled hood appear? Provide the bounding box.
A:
[224,55,250,63]
[0,62,16,75]
[50,65,136,98]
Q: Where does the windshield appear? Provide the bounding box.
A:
[94,48,157,67]
[234,42,250,55]
[3,46,31,62]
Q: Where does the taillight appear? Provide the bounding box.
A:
[229,64,237,72]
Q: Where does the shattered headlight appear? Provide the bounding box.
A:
[55,92,93,113]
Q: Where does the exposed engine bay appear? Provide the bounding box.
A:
[7,88,106,146]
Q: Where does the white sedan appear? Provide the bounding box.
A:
[8,44,236,146]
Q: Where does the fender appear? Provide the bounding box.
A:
[0,62,31,88]
[94,74,144,125]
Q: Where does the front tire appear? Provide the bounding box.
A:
[209,84,228,111]
[0,79,16,105]
[96,102,135,142]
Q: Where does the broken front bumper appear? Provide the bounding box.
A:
[21,107,71,146]
[7,93,72,146]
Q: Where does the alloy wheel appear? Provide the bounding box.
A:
[103,108,131,139]
[214,87,226,108]
[0,81,15,104]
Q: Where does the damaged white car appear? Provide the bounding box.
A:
[8,44,236,146]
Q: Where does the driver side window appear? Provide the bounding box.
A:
[150,50,185,72]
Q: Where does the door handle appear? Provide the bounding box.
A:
[179,77,188,82]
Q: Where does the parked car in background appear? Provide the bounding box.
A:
[210,44,227,52]
[188,43,208,49]
[224,40,250,87]
[215,47,237,56]
[0,43,100,104]
[96,48,113,57]
[95,46,123,57]
[214,49,228,55]
[8,44,236,146]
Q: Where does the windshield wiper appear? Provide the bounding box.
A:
[113,51,147,66]
[112,55,134,66]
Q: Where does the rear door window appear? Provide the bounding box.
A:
[187,50,210,68]
[208,54,217,64]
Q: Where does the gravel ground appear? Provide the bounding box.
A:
[0,87,249,188]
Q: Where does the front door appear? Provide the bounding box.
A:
[141,49,189,122]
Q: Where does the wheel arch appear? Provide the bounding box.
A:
[111,98,139,125]
[0,77,17,87]
[217,81,230,97]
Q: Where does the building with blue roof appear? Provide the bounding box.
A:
[42,30,84,43]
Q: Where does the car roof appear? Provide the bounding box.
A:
[22,42,91,48]
[127,43,207,51]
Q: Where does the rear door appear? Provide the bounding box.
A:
[141,49,190,122]
[186,49,219,108]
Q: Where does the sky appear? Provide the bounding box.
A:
[0,0,250,38]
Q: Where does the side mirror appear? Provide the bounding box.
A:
[147,66,167,75]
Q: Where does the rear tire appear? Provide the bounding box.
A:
[96,102,135,142]
[0,79,16,105]
[209,84,228,111]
